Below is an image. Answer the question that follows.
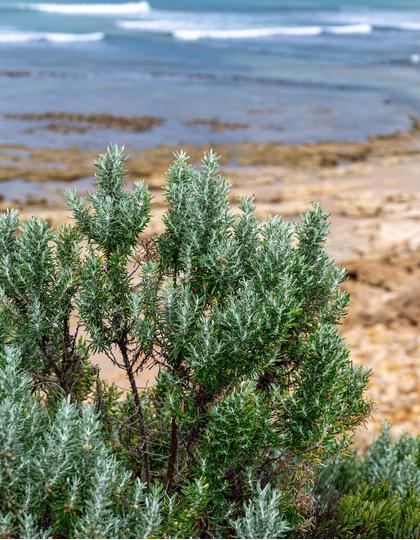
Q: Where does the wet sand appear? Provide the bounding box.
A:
[1,127,419,448]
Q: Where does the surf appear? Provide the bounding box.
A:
[325,23,372,34]
[21,2,150,15]
[118,21,374,41]
[174,26,323,40]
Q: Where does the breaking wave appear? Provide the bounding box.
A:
[21,2,150,15]
[174,26,323,40]
[118,21,374,41]
[384,22,420,31]
[324,23,372,34]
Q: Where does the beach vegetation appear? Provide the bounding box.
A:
[0,146,417,538]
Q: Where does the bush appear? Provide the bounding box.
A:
[0,347,162,539]
[315,426,420,539]
[0,146,375,538]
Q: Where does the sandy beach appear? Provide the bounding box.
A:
[1,124,419,448]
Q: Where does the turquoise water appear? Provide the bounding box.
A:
[1,0,420,147]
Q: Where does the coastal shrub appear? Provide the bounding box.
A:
[315,426,420,539]
[0,347,163,539]
[0,146,374,538]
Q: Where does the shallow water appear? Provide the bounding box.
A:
[1,0,420,148]
[0,176,92,203]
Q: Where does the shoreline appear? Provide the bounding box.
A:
[0,125,419,448]
[1,117,420,188]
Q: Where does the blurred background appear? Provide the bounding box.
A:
[2,0,420,148]
[0,0,419,446]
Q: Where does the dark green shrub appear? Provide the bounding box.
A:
[315,426,420,539]
[0,146,376,538]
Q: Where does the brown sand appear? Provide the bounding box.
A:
[1,128,419,449]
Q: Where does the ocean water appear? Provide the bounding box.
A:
[1,0,420,148]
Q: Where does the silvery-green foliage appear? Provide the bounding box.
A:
[363,424,420,497]
[0,209,90,401]
[0,146,373,538]
[147,149,370,535]
[232,484,290,539]
[68,144,150,257]
[316,426,419,539]
[0,347,162,539]
[319,425,419,498]
[67,145,153,483]
[67,144,151,351]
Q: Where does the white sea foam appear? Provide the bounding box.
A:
[175,26,325,40]
[22,1,150,15]
[386,22,420,31]
[324,23,372,34]
[118,24,325,40]
[118,21,375,40]
[329,12,420,33]
[0,31,104,43]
